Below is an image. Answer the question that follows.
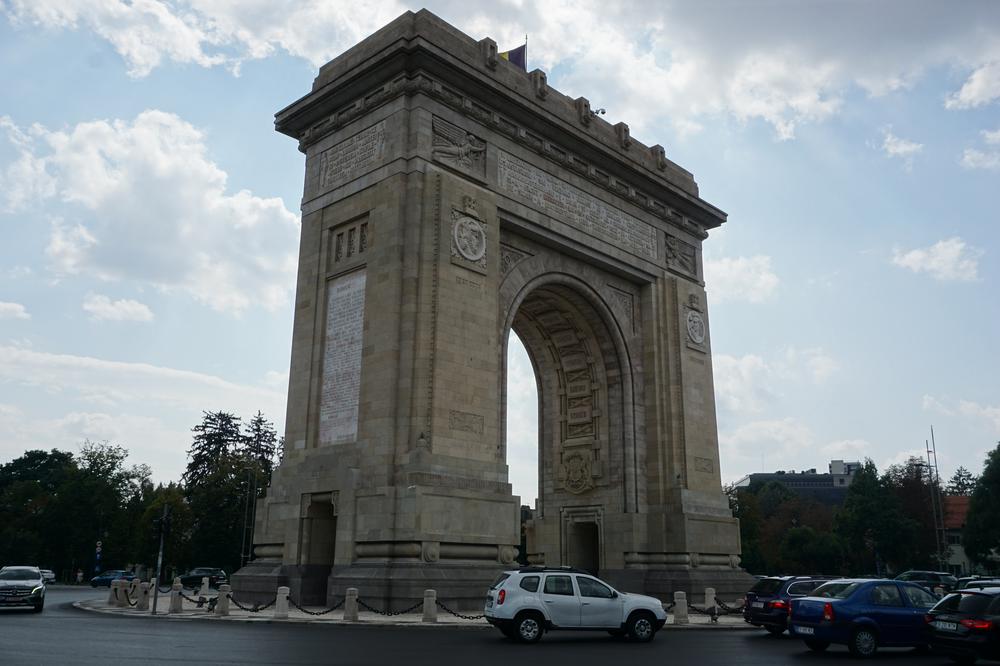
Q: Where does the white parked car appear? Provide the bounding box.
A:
[484,567,667,643]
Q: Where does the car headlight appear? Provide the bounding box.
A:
[32,585,44,594]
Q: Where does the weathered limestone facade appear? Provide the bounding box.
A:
[231,9,750,609]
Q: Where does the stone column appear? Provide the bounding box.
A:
[169,578,183,613]
[673,591,688,625]
[215,584,231,616]
[422,589,437,623]
[344,588,359,622]
[274,586,289,620]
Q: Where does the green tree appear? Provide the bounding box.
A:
[947,466,978,496]
[883,457,940,569]
[964,443,1000,567]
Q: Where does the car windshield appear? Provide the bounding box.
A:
[813,582,861,599]
[935,592,994,615]
[0,569,39,580]
[749,578,784,595]
[490,573,510,590]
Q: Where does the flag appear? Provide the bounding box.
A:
[499,43,527,71]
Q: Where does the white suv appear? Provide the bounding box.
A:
[484,567,667,643]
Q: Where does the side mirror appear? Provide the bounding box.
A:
[612,591,619,599]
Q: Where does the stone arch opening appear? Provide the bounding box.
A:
[502,273,637,570]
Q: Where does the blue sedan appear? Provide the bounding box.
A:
[788,578,939,658]
[89,570,136,587]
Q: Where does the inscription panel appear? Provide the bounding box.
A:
[319,270,367,445]
[497,151,657,261]
[319,121,386,189]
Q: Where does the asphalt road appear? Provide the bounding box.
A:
[0,587,963,665]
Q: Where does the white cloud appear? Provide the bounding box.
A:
[984,128,1000,144]
[822,439,870,458]
[961,148,1000,170]
[945,60,1000,109]
[958,400,1000,433]
[82,293,154,322]
[780,347,839,383]
[0,344,285,415]
[705,255,779,304]
[5,2,1000,139]
[0,111,298,314]
[713,354,771,414]
[881,128,923,169]
[0,301,31,320]
[891,237,982,281]
[922,394,955,416]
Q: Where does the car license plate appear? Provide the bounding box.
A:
[751,601,764,608]
[793,626,815,635]
[934,621,958,631]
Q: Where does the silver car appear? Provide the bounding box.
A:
[0,566,46,612]
[484,567,667,643]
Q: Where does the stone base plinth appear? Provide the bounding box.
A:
[642,567,756,601]
[229,559,288,606]
[326,562,505,612]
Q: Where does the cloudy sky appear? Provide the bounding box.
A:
[1,1,997,505]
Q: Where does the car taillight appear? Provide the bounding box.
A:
[497,589,506,605]
[924,614,934,624]
[960,618,992,630]
[768,600,788,611]
[822,602,834,622]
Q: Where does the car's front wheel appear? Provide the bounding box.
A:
[626,611,657,643]
[514,612,544,643]
[804,639,829,652]
[32,600,44,613]
[848,627,878,658]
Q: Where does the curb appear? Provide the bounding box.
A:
[73,599,758,631]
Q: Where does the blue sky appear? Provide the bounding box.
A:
[0,1,997,506]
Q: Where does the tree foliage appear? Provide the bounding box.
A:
[947,466,979,496]
[964,444,1000,567]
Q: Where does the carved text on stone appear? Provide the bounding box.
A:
[498,151,657,261]
[319,121,386,189]
[319,270,366,444]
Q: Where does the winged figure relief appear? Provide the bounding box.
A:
[432,117,486,168]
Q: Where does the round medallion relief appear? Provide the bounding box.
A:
[453,216,486,262]
[686,310,706,344]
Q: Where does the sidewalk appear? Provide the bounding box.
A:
[75,597,754,629]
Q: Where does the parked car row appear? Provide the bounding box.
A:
[89,567,228,588]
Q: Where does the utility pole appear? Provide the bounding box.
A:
[926,427,946,569]
[150,503,170,615]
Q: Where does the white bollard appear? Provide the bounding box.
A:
[137,582,150,611]
[199,576,211,598]
[344,588,359,622]
[704,587,717,612]
[215,584,231,616]
[107,580,118,606]
[274,586,289,620]
[116,580,129,608]
[673,591,689,625]
[169,578,183,613]
[422,589,437,623]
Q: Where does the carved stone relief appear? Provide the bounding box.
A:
[449,409,484,435]
[560,451,594,494]
[666,233,698,276]
[450,196,487,273]
[432,116,485,178]
[318,121,386,190]
[500,244,531,277]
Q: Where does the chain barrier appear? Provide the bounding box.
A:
[288,597,345,616]
[434,600,484,621]
[157,585,173,594]
[177,590,219,609]
[357,598,424,617]
[663,601,676,612]
[228,594,277,613]
[716,598,746,614]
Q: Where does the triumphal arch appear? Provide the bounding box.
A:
[232,10,749,609]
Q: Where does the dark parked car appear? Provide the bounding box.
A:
[896,570,958,593]
[926,587,1000,664]
[90,570,135,587]
[0,566,46,612]
[788,578,939,658]
[744,575,833,635]
[179,568,227,589]
[960,579,1000,591]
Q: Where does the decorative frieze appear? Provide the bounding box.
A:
[498,151,658,261]
[666,233,698,277]
[432,116,485,179]
[449,409,485,435]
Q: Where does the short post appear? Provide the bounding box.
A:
[107,580,118,606]
[344,587,359,622]
[137,581,150,611]
[422,589,437,623]
[199,576,211,598]
[274,586,289,620]
[215,584,231,616]
[116,580,129,608]
[704,587,716,612]
[169,578,183,613]
[673,591,689,625]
